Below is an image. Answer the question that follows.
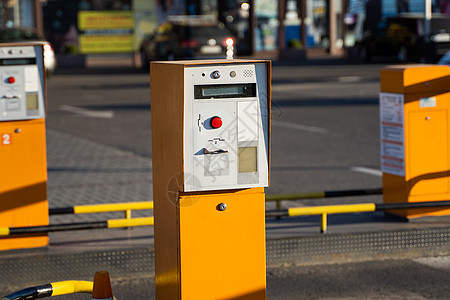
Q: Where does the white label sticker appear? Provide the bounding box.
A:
[419,97,436,108]
[380,93,405,176]
[24,66,39,92]
[238,101,258,141]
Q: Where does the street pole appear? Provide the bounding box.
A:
[424,0,432,43]
[34,0,44,36]
[278,0,286,51]
[300,0,307,48]
[329,0,338,55]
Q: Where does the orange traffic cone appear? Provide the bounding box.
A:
[91,271,114,300]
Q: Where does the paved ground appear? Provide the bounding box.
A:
[6,257,450,299]
[2,55,450,298]
[45,126,450,242]
[47,129,153,224]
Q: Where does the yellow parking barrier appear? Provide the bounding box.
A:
[265,188,382,212]
[7,199,450,236]
[0,227,10,236]
[287,203,376,233]
[288,203,376,216]
[73,201,153,214]
[50,201,154,220]
[267,201,450,233]
[48,188,382,218]
[107,217,154,228]
[266,192,325,202]
[0,217,155,237]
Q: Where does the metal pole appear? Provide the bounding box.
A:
[278,0,286,51]
[329,0,338,55]
[300,0,307,48]
[34,0,44,36]
[249,0,255,55]
[320,213,327,233]
[424,0,432,43]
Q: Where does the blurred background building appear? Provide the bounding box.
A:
[0,0,449,58]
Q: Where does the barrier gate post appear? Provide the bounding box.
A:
[150,60,271,299]
[0,43,48,250]
[380,65,450,219]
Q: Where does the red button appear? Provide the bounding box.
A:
[210,116,222,129]
[7,77,15,84]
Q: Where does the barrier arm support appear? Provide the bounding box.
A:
[287,203,377,233]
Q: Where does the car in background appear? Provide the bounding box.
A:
[140,16,235,68]
[0,27,56,74]
[358,14,450,63]
[438,50,450,65]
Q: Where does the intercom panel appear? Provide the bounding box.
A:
[184,62,270,192]
[0,45,45,121]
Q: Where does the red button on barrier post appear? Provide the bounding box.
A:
[210,116,222,129]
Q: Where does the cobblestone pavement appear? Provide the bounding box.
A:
[46,129,153,224]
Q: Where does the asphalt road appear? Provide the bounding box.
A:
[47,61,384,202]
[50,256,450,299]
[43,60,450,299]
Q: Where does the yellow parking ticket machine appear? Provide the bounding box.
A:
[0,43,48,250]
[150,60,271,299]
[380,65,450,219]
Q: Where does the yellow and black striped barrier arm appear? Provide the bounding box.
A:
[265,188,382,210]
[4,201,450,236]
[0,217,154,237]
[49,201,153,215]
[266,200,450,233]
[266,200,450,218]
[47,189,382,216]
[265,188,382,202]
[288,203,376,216]
[3,280,93,299]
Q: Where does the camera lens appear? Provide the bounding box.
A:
[211,70,221,79]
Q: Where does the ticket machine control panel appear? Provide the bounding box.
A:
[0,45,45,121]
[184,62,270,192]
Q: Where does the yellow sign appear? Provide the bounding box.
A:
[78,11,134,53]
[79,35,133,53]
[78,11,133,30]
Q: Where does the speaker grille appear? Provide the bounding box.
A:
[243,69,254,77]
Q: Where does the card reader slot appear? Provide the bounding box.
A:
[203,148,229,154]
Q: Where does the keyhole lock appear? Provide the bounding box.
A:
[217,203,227,211]
[14,128,21,133]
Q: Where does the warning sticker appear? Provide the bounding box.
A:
[419,97,437,108]
[380,93,404,176]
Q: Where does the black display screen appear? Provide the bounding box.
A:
[0,58,36,65]
[194,83,256,99]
